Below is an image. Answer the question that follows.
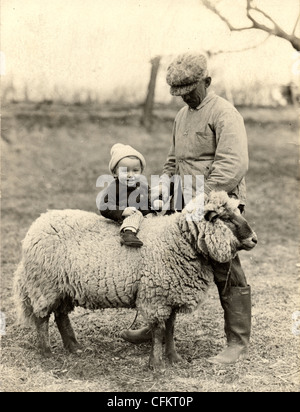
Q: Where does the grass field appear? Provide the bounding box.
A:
[1,102,299,392]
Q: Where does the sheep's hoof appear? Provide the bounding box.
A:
[148,357,165,373]
[40,347,52,358]
[64,340,82,354]
[167,351,183,365]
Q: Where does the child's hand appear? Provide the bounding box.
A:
[122,207,137,217]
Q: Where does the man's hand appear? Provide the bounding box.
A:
[150,183,169,203]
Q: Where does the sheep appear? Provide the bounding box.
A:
[13,191,257,370]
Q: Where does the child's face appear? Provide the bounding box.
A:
[114,157,143,187]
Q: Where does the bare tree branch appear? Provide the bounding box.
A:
[205,33,271,56]
[247,0,279,28]
[246,0,291,37]
[202,0,252,31]
[292,14,300,36]
[201,0,300,51]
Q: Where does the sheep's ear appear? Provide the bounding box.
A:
[204,210,218,222]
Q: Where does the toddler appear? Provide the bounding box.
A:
[98,143,156,247]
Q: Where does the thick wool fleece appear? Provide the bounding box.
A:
[14,191,241,328]
[181,191,240,263]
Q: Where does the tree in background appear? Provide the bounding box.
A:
[141,0,299,130]
[201,0,300,51]
[140,56,161,132]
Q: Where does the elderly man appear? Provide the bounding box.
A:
[121,53,252,365]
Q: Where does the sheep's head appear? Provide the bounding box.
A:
[182,191,257,263]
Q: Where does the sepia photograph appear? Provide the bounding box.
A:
[1,0,299,393]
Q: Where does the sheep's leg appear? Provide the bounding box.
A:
[34,315,52,356]
[54,312,81,353]
[149,324,165,371]
[165,310,183,364]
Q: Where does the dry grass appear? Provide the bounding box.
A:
[1,103,299,392]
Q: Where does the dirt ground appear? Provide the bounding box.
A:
[0,102,299,392]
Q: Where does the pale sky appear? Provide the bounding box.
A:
[1,0,299,102]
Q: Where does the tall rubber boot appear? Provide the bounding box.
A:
[120,326,152,344]
[208,285,251,364]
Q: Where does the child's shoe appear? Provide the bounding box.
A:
[120,230,143,247]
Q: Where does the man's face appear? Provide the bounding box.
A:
[181,77,211,109]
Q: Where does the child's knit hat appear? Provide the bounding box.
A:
[109,143,146,173]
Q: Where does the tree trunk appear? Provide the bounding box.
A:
[141,56,161,132]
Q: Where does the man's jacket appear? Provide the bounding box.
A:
[163,91,248,205]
